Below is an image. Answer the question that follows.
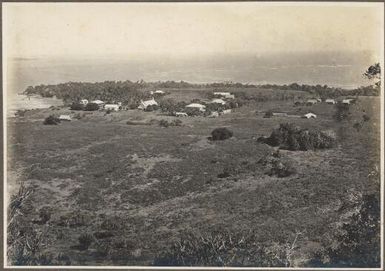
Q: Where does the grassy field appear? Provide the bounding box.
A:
[6,90,381,266]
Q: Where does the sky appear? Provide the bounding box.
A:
[3,2,384,60]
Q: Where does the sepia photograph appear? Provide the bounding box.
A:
[2,1,384,269]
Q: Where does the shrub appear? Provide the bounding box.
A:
[353,122,363,131]
[171,119,182,126]
[145,104,159,112]
[159,119,183,128]
[93,231,114,239]
[70,103,85,110]
[78,233,93,250]
[43,115,60,125]
[153,230,294,267]
[264,110,273,118]
[85,103,100,111]
[334,103,350,121]
[159,120,170,128]
[260,123,335,151]
[363,114,370,122]
[101,219,120,231]
[39,206,52,224]
[267,159,297,178]
[211,128,233,141]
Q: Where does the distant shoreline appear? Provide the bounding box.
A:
[6,94,64,116]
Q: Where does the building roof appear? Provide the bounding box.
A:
[304,113,317,118]
[91,100,105,104]
[59,115,72,120]
[138,98,158,109]
[211,98,226,104]
[214,92,231,95]
[186,103,206,108]
[105,104,120,107]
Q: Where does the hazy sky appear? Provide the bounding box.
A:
[3,2,384,59]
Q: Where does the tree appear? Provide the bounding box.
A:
[364,63,381,88]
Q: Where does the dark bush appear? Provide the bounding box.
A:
[334,103,350,121]
[363,114,370,122]
[39,206,52,224]
[93,231,114,239]
[264,110,273,118]
[85,103,100,111]
[70,103,85,111]
[78,233,93,250]
[145,104,159,112]
[353,122,363,131]
[217,171,231,178]
[43,115,60,125]
[101,219,120,231]
[267,159,297,178]
[153,230,291,267]
[211,128,233,141]
[159,119,183,128]
[159,120,170,128]
[171,119,182,126]
[261,123,335,151]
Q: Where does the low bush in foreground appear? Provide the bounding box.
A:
[211,128,233,141]
[159,119,183,128]
[43,115,61,125]
[258,123,335,151]
[153,230,301,267]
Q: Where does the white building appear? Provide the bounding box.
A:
[303,113,317,119]
[185,103,206,112]
[105,104,120,111]
[209,111,219,118]
[175,112,188,117]
[211,98,226,105]
[79,99,88,105]
[221,109,232,115]
[138,98,158,110]
[342,99,354,104]
[306,99,318,105]
[59,115,72,121]
[325,99,337,104]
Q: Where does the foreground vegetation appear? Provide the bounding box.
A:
[8,65,381,266]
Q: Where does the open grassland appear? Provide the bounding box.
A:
[7,91,381,266]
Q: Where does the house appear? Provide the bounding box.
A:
[91,100,105,109]
[210,98,226,105]
[150,90,165,95]
[325,99,336,104]
[104,104,120,111]
[208,112,219,118]
[306,99,318,105]
[303,113,317,119]
[175,112,188,117]
[138,98,158,110]
[185,103,206,112]
[59,115,71,121]
[79,99,88,105]
[221,109,232,114]
[342,99,354,104]
[213,92,235,99]
[316,98,322,102]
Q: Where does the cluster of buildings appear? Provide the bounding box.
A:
[305,98,355,105]
[70,90,236,118]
